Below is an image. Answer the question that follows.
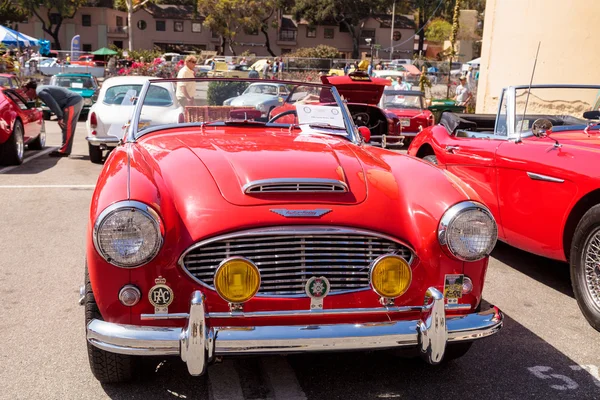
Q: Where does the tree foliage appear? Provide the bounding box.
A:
[293,0,390,59]
[287,45,340,59]
[198,0,257,55]
[16,0,87,50]
[0,0,28,26]
[425,18,451,43]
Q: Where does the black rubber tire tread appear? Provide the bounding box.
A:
[423,154,438,165]
[570,204,600,332]
[85,265,134,383]
[0,120,24,165]
[28,121,45,150]
[88,142,103,164]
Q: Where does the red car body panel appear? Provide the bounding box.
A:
[88,126,490,328]
[0,88,43,146]
[408,123,600,262]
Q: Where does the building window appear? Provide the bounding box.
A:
[339,23,349,33]
[82,44,92,52]
[306,27,316,38]
[116,16,123,27]
[50,13,60,25]
[82,14,91,27]
[174,21,183,32]
[113,41,123,49]
[279,29,296,41]
[192,22,202,32]
[324,28,334,39]
[137,20,147,30]
[361,29,376,44]
[156,20,166,31]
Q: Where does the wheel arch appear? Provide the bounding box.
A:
[563,189,600,260]
[416,143,435,158]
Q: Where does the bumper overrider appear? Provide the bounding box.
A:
[87,287,503,376]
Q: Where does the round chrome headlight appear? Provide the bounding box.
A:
[438,201,497,262]
[93,201,163,268]
[84,98,93,106]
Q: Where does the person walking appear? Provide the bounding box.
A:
[24,80,83,157]
[176,55,197,108]
[455,76,472,107]
[262,60,271,79]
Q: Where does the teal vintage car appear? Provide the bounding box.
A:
[43,73,100,120]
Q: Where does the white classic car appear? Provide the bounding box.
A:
[85,76,183,164]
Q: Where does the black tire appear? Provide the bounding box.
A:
[0,120,24,165]
[442,342,473,362]
[85,265,134,383]
[88,143,103,164]
[28,120,46,150]
[43,111,51,120]
[423,154,438,165]
[570,204,600,332]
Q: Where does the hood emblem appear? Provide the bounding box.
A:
[270,209,332,218]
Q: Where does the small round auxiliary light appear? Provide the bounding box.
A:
[119,285,141,306]
[462,277,473,295]
[369,255,412,299]
[214,257,261,304]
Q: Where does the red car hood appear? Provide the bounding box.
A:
[139,130,367,206]
[547,130,600,149]
[386,108,429,119]
[321,74,390,104]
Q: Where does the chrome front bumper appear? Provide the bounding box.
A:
[86,136,119,147]
[87,287,503,376]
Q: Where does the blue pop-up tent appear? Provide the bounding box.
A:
[0,25,40,47]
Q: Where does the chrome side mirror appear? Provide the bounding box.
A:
[532,118,553,137]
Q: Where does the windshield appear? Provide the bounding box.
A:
[130,78,354,140]
[103,84,173,106]
[381,92,423,110]
[513,86,600,134]
[51,76,96,89]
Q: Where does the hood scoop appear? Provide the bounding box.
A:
[244,178,348,194]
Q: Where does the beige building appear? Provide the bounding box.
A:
[15,5,415,59]
[477,0,600,113]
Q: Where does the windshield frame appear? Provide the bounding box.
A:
[505,84,600,140]
[127,78,359,143]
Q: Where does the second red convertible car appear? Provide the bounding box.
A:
[0,87,45,165]
[408,84,600,331]
[83,77,503,383]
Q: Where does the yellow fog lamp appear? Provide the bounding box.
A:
[369,255,412,298]
[214,257,261,303]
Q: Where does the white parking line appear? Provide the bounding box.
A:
[0,147,57,174]
[262,357,307,400]
[0,185,96,188]
[208,361,245,400]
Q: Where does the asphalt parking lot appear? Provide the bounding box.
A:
[0,121,599,400]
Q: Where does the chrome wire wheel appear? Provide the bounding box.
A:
[583,226,600,310]
[15,123,24,162]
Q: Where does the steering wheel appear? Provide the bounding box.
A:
[268,109,297,124]
[353,112,370,127]
[532,118,553,137]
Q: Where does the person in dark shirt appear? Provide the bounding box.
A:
[24,80,83,157]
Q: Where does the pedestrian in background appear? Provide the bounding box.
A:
[277,58,284,79]
[24,80,83,157]
[262,60,270,79]
[455,76,472,107]
[176,55,197,108]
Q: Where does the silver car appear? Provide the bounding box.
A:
[223,83,289,118]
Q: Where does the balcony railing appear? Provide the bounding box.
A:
[107,26,127,34]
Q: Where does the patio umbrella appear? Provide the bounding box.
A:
[0,25,39,47]
[427,66,439,73]
[92,47,118,56]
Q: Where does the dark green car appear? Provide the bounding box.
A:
[42,73,99,120]
[428,99,466,123]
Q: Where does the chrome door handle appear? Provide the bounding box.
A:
[445,145,460,153]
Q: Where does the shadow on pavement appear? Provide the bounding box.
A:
[99,307,598,400]
[491,241,573,298]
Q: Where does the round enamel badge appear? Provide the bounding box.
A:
[148,277,173,312]
[305,276,331,299]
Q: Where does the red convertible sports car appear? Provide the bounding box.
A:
[408,84,600,331]
[0,87,45,165]
[83,77,503,383]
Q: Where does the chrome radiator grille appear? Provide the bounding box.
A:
[180,229,412,296]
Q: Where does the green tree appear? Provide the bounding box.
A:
[0,0,28,26]
[198,0,257,55]
[425,18,451,43]
[413,0,441,56]
[17,0,87,49]
[288,45,340,58]
[293,0,390,59]
[446,0,460,98]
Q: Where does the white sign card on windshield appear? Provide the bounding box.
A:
[71,82,84,89]
[296,105,345,128]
